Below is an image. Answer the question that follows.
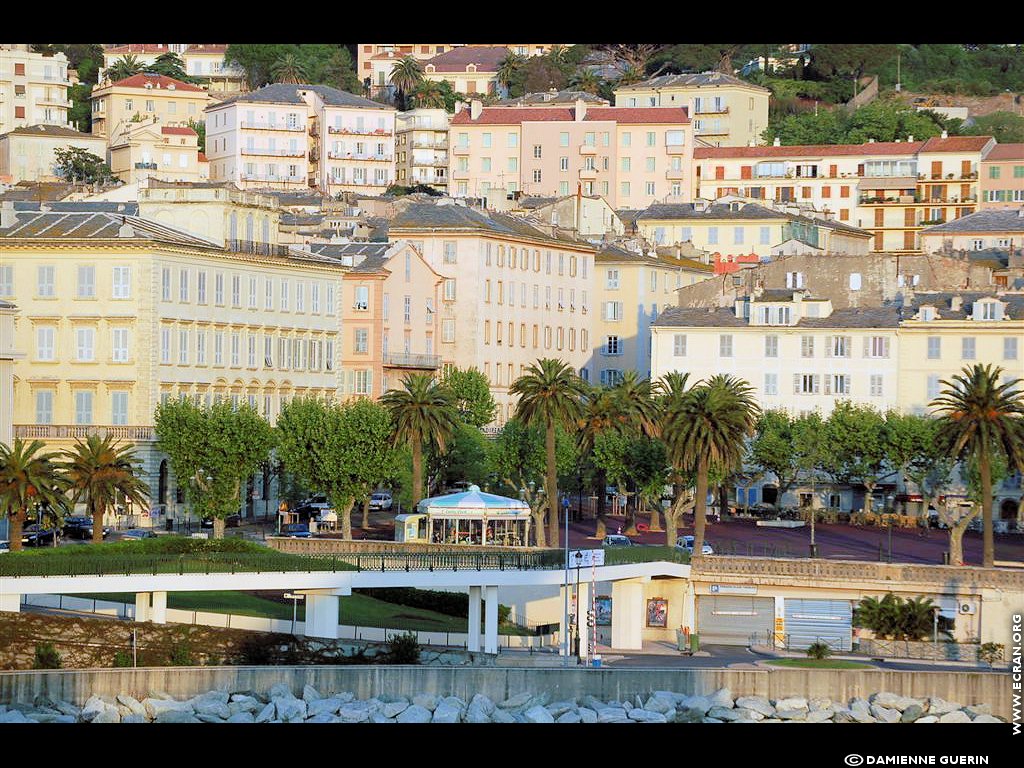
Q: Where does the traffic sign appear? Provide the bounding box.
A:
[568,549,605,568]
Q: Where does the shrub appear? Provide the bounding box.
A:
[168,642,194,666]
[978,642,1004,667]
[498,604,512,625]
[112,650,133,668]
[386,631,421,664]
[806,641,832,660]
[33,643,63,669]
[355,587,469,618]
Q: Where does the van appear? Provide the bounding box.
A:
[675,535,714,555]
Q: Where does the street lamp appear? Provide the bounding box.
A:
[932,605,940,659]
[284,592,305,636]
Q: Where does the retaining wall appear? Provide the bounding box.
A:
[0,666,1010,718]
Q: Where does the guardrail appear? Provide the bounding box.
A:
[0,553,356,578]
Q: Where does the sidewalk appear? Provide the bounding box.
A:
[748,643,1008,671]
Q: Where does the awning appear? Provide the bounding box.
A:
[857,177,917,191]
[417,485,531,517]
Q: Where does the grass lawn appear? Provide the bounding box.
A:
[765,658,874,670]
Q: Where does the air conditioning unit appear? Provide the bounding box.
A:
[958,601,976,615]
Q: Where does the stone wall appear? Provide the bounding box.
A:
[856,638,984,662]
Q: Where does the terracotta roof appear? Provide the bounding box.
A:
[424,46,508,73]
[160,126,197,136]
[185,44,228,55]
[694,141,926,159]
[984,143,1024,162]
[451,106,689,125]
[104,73,206,93]
[919,135,994,153]
[197,152,208,162]
[105,44,173,55]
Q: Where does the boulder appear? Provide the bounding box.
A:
[628,709,667,723]
[412,694,438,712]
[305,713,341,723]
[255,702,276,723]
[226,712,256,723]
[808,697,833,712]
[774,697,808,711]
[702,717,724,723]
[432,698,464,723]
[581,695,610,712]
[709,688,733,708]
[734,708,765,721]
[938,711,972,724]
[523,705,555,723]
[964,704,991,717]
[396,705,433,724]
[557,711,582,724]
[155,710,200,724]
[53,701,81,718]
[675,707,705,723]
[736,696,775,717]
[194,700,231,719]
[383,700,410,719]
[901,705,925,722]
[915,716,939,723]
[622,700,633,712]
[302,685,321,703]
[143,697,193,719]
[871,692,919,712]
[267,683,293,700]
[870,705,902,724]
[195,713,226,724]
[81,696,109,722]
[229,699,262,716]
[0,710,32,724]
[707,706,745,721]
[833,711,855,724]
[678,695,712,716]
[805,709,834,723]
[775,709,808,721]
[272,696,307,722]
[92,708,122,724]
[597,708,629,723]
[545,701,576,718]
[491,707,518,723]
[971,715,1003,724]
[25,713,61,723]
[927,698,962,715]
[338,704,371,723]
[369,714,395,724]
[578,707,598,724]
[121,713,148,724]
[308,698,343,717]
[116,695,147,718]
[643,696,676,715]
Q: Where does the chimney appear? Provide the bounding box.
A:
[118,217,135,239]
[470,100,483,121]
[868,138,875,143]
[0,201,16,229]
[950,295,962,312]
[453,101,465,115]
[907,135,914,143]
[941,130,948,139]
[575,99,587,121]
[773,137,781,147]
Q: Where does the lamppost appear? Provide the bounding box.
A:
[932,605,940,659]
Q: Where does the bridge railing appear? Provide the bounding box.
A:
[0,553,358,579]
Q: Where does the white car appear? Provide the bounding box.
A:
[675,535,714,555]
[602,534,634,547]
[369,491,393,511]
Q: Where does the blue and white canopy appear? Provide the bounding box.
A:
[417,485,530,517]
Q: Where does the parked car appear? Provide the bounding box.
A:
[121,529,157,540]
[22,524,60,547]
[602,534,634,547]
[0,540,9,554]
[200,514,242,529]
[675,535,714,555]
[62,516,110,540]
[369,491,393,511]
[281,523,311,538]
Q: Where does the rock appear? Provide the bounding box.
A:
[643,696,676,715]
[193,690,229,706]
[707,706,744,721]
[578,707,598,724]
[806,709,834,723]
[268,683,293,700]
[226,712,256,723]
[678,695,712,716]
[557,711,582,724]
[774,697,808,711]
[114,695,146,718]
[143,697,193,719]
[598,708,629,723]
[927,698,961,715]
[155,710,199,724]
[870,705,901,723]
[736,696,775,717]
[81,696,108,722]
[196,713,226,724]
[53,701,80,718]
[581,695,610,712]
[628,709,667,723]
[0,710,32,724]
[702,717,724,723]
[545,701,576,718]
[382,700,409,719]
[833,711,855,723]
[369,714,395,724]
[338,704,370,723]
[871,692,918,712]
[915,716,939,723]
[306,713,340,723]
[964,704,991,717]
[432,698,464,723]
[971,715,1003,723]
[491,707,517,723]
[709,688,733,708]
[468,694,494,714]
[735,708,766,721]
[523,705,555,723]
[307,698,342,717]
[231,692,260,703]
[775,709,808,721]
[229,699,262,715]
[622,700,633,712]
[396,705,433,724]
[465,706,492,723]
[675,707,705,723]
[272,696,307,722]
[302,685,321,703]
[121,713,148,724]
[412,694,438,712]
[25,713,62,723]
[809,698,833,712]
[849,698,873,723]
[194,700,231,719]
[255,702,276,724]
[939,711,972,724]
[901,704,925,722]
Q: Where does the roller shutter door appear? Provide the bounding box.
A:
[784,599,853,651]
[697,596,774,646]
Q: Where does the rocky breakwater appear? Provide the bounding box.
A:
[0,687,1007,724]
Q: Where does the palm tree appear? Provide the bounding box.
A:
[664,374,759,558]
[389,56,424,110]
[570,69,603,96]
[106,54,142,83]
[64,435,151,544]
[510,359,586,547]
[577,386,626,538]
[271,54,307,85]
[0,439,69,552]
[496,53,525,94]
[656,372,695,545]
[381,373,459,506]
[412,82,446,109]
[931,364,1024,568]
[616,65,647,87]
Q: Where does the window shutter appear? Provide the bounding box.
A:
[793,374,800,394]
[824,375,832,395]
[813,375,820,394]
[825,336,832,358]
[863,337,870,357]
[785,272,793,289]
[883,337,890,358]
[844,375,851,394]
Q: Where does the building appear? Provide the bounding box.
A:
[395,108,449,192]
[0,199,345,525]
[0,45,72,136]
[89,73,211,144]
[514,193,625,238]
[594,244,713,381]
[980,143,1024,209]
[387,201,596,423]
[182,45,247,93]
[693,134,996,253]
[0,125,106,183]
[205,83,396,195]
[919,207,1024,253]
[613,71,770,148]
[492,89,610,108]
[449,101,692,210]
[421,46,511,98]
[303,241,445,399]
[100,45,176,79]
[108,121,204,185]
[0,299,18,447]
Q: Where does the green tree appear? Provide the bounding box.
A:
[593,44,668,75]
[809,44,899,81]
[381,373,459,506]
[749,410,802,500]
[426,421,490,497]
[154,399,276,539]
[275,397,395,539]
[411,79,461,111]
[883,412,951,524]
[964,112,1024,144]
[570,69,604,96]
[324,46,362,93]
[577,385,628,539]
[440,367,497,429]
[187,118,206,154]
[823,401,890,514]
[64,435,150,544]
[0,439,69,552]
[510,359,586,547]
[106,54,142,82]
[53,146,114,184]
[655,372,696,545]
[496,53,526,96]
[146,52,190,82]
[664,375,759,557]
[272,53,307,84]
[932,364,1024,568]
[389,56,424,110]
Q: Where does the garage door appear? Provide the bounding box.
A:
[784,599,853,651]
[697,596,774,646]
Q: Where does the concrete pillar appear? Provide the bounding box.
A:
[0,593,21,613]
[304,594,339,639]
[483,585,498,655]
[681,584,696,635]
[134,592,151,622]
[150,591,167,624]
[467,585,482,652]
[610,580,644,650]
[574,578,590,660]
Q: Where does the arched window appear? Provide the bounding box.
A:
[246,213,254,242]
[262,217,270,244]
[229,211,238,242]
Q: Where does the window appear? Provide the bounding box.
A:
[443,241,457,264]
[1005,337,1019,360]
[828,336,851,358]
[76,327,95,361]
[280,279,290,310]
[927,374,941,401]
[247,335,257,367]
[214,333,224,365]
[160,327,171,363]
[36,327,55,361]
[74,391,93,425]
[404,296,412,323]
[178,330,189,364]
[37,265,55,297]
[673,334,687,356]
[442,319,455,343]
[0,265,11,297]
[764,335,778,358]
[962,337,976,360]
[927,336,941,359]
[354,328,368,353]
[112,328,129,362]
[719,335,733,358]
[606,269,620,289]
[605,336,622,355]
[764,373,778,396]
[795,374,820,395]
[785,272,804,289]
[178,269,190,302]
[645,182,655,195]
[197,331,206,365]
[215,273,225,305]
[197,272,207,304]
[326,285,335,314]
[645,132,655,147]
[533,145,542,159]
[296,283,305,312]
[77,266,95,299]
[870,375,884,397]
[533,169,542,183]
[826,375,851,395]
[734,227,745,245]
[603,301,623,321]
[708,227,718,245]
[231,334,240,366]
[36,391,54,424]
[444,279,456,301]
[801,336,815,358]
[866,336,890,358]
[354,286,369,310]
[849,273,862,291]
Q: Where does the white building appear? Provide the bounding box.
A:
[0,45,71,136]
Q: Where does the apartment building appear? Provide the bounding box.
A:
[594,244,713,382]
[0,124,106,183]
[108,121,204,185]
[449,101,692,210]
[422,46,510,98]
[387,201,596,423]
[693,135,996,253]
[980,143,1024,208]
[206,83,396,195]
[0,299,18,447]
[0,200,345,520]
[0,45,72,136]
[89,73,211,143]
[182,44,247,93]
[919,207,1024,253]
[101,44,177,78]
[303,241,445,399]
[514,193,625,238]
[613,71,770,148]
[395,108,449,192]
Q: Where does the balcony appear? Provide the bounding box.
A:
[240,121,305,132]
[412,139,448,149]
[383,352,441,370]
[578,144,598,155]
[134,162,159,170]
[694,106,730,115]
[579,167,598,180]
[452,168,470,179]
[665,143,688,155]
[327,126,393,137]
[452,144,470,155]
[227,239,294,257]
[327,177,389,188]
[241,147,307,157]
[859,195,920,205]
[38,96,69,107]
[327,152,394,162]
[666,168,686,180]
[240,173,306,184]
[15,424,156,442]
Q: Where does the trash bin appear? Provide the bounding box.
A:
[592,655,602,668]
[676,629,687,652]
[690,633,700,654]
[165,518,174,532]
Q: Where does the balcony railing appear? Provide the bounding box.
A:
[327,126,393,137]
[578,144,598,155]
[241,147,306,157]
[240,121,305,132]
[15,424,156,442]
[226,239,294,257]
[327,152,394,162]
[240,173,306,183]
[383,352,441,369]
[326,177,389,187]
[411,140,448,149]
[134,162,158,170]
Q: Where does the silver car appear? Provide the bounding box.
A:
[675,535,714,555]
[369,491,393,510]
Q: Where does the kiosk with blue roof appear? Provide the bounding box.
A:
[393,485,532,547]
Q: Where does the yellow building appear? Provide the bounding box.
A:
[614,71,770,148]
[0,201,345,524]
[108,121,204,185]
[0,299,19,447]
[90,73,211,144]
[919,207,1024,254]
[182,44,247,94]
[0,45,72,136]
[0,124,107,183]
[395,108,449,192]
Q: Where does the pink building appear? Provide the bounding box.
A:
[980,143,1024,209]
